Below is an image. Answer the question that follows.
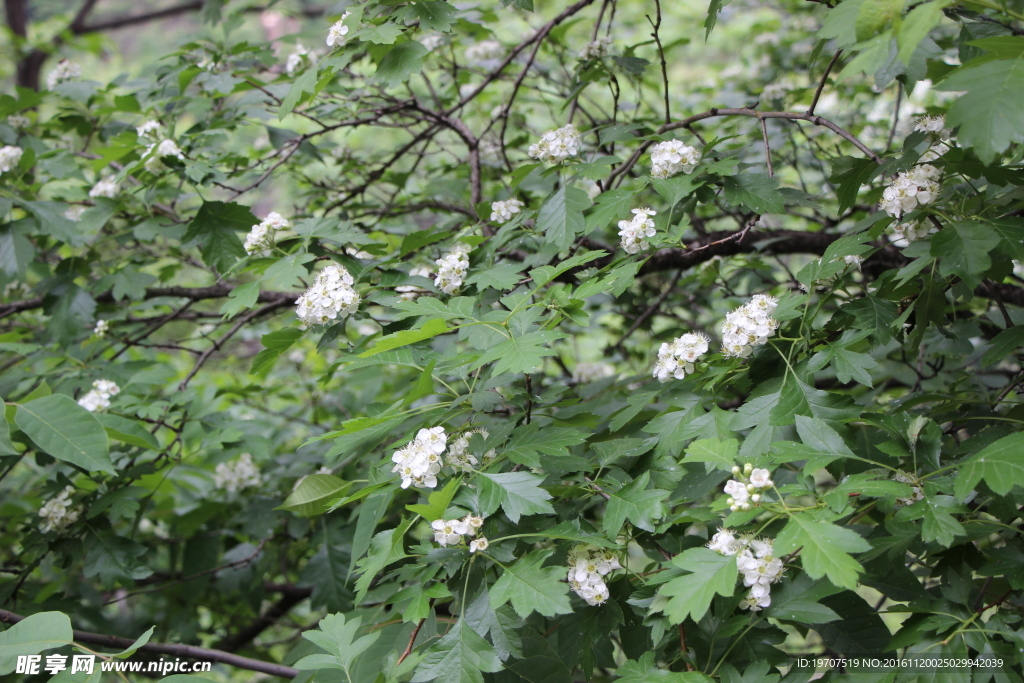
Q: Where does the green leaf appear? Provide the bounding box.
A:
[470,330,564,375]
[279,65,317,118]
[250,327,303,377]
[723,174,785,214]
[820,0,865,48]
[774,515,871,589]
[585,189,634,230]
[931,220,1001,284]
[536,186,589,251]
[83,535,153,587]
[953,432,1024,500]
[503,424,587,468]
[603,471,669,535]
[682,437,739,472]
[114,626,155,658]
[855,0,904,43]
[182,201,253,273]
[278,474,353,516]
[406,476,461,521]
[411,620,503,683]
[490,549,572,618]
[479,472,555,523]
[360,318,449,357]
[897,496,966,547]
[0,612,73,675]
[301,538,351,612]
[658,547,738,624]
[794,415,855,470]
[376,40,428,87]
[464,586,523,661]
[838,295,899,345]
[298,613,381,672]
[618,652,715,682]
[359,23,404,45]
[221,281,260,316]
[938,56,1024,163]
[15,395,114,474]
[983,325,1024,365]
[898,1,951,64]
[464,262,523,291]
[818,336,878,386]
[96,413,159,451]
[410,1,456,31]
[765,573,841,623]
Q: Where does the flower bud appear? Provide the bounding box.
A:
[743,463,753,474]
[746,484,756,493]
[741,502,751,510]
[731,465,741,475]
[751,494,761,503]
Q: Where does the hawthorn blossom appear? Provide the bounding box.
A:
[567,544,621,606]
[420,34,444,52]
[214,453,262,493]
[618,208,657,254]
[144,139,184,173]
[914,115,946,135]
[0,145,23,173]
[528,124,581,164]
[46,59,81,89]
[880,165,941,218]
[89,178,119,199]
[490,198,523,223]
[434,244,470,295]
[889,220,937,248]
[391,426,447,489]
[579,36,613,59]
[285,43,319,76]
[653,332,710,382]
[136,120,162,140]
[723,463,773,511]
[295,264,360,325]
[720,294,779,359]
[39,486,80,534]
[573,362,616,383]
[93,319,109,338]
[245,212,290,255]
[649,140,701,178]
[432,518,468,546]
[446,428,495,471]
[706,529,741,556]
[78,379,120,412]
[707,533,784,611]
[469,537,489,553]
[893,470,925,507]
[64,205,87,221]
[397,265,432,301]
[327,13,351,48]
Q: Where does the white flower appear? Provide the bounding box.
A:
[888,220,937,248]
[720,294,779,359]
[285,43,319,76]
[434,244,470,295]
[39,486,80,534]
[573,362,616,383]
[618,207,657,254]
[431,518,468,546]
[136,120,162,140]
[346,247,375,260]
[77,379,120,412]
[391,426,447,489]
[326,13,351,48]
[567,544,619,606]
[89,178,119,199]
[397,265,432,301]
[528,124,582,164]
[0,145,23,173]
[64,205,87,221]
[245,212,290,255]
[914,115,946,135]
[144,139,184,173]
[93,319,109,338]
[652,332,709,382]
[739,586,772,611]
[295,264,360,325]
[880,164,941,218]
[46,59,81,89]
[446,428,495,471]
[707,529,741,556]
[723,479,750,509]
[7,115,29,129]
[843,254,862,269]
[464,40,504,69]
[469,537,489,553]
[649,140,702,178]
[893,470,925,507]
[579,36,613,59]
[463,514,485,535]
[749,468,772,489]
[490,198,523,223]
[214,453,262,493]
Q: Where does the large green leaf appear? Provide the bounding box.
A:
[658,547,737,624]
[15,394,114,474]
[297,613,381,672]
[0,612,73,675]
[536,186,589,251]
[682,438,739,472]
[930,220,1001,285]
[602,471,669,535]
[376,40,428,87]
[490,549,572,618]
[774,515,871,589]
[953,432,1024,500]
[360,318,449,357]
[411,620,502,683]
[470,330,564,375]
[938,56,1024,163]
[181,201,252,272]
[479,472,555,523]
[277,474,353,516]
[250,327,303,377]
[722,174,785,214]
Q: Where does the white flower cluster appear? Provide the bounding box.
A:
[880,164,940,218]
[618,208,657,254]
[431,514,485,548]
[295,264,360,326]
[93,319,109,338]
[77,379,120,412]
[327,13,351,48]
[893,470,925,507]
[214,453,262,493]
[721,294,779,359]
[391,426,447,489]
[245,212,290,255]
[652,333,710,383]
[396,265,432,301]
[46,59,81,89]
[0,145,23,173]
[89,178,119,199]
[144,139,185,173]
[490,198,523,223]
[285,43,319,76]
[567,544,621,606]
[572,362,616,383]
[446,428,496,471]
[39,486,80,534]
[649,140,702,178]
[889,220,937,248]
[64,206,86,221]
[707,530,784,611]
[434,244,470,295]
[579,36,613,59]
[7,115,29,129]
[722,463,773,512]
[464,40,504,69]
[528,124,581,164]
[136,120,162,140]
[914,115,946,135]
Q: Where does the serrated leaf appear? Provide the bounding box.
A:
[723,174,785,214]
[937,56,1024,163]
[490,549,572,618]
[931,220,1000,284]
[406,476,461,521]
[299,613,380,672]
[411,620,502,683]
[682,437,739,472]
[464,262,523,291]
[250,327,303,377]
[360,318,449,357]
[503,423,587,467]
[470,330,564,375]
[603,471,669,535]
[16,395,114,474]
[839,295,899,345]
[953,432,1024,500]
[278,474,353,516]
[479,472,554,523]
[376,40,428,87]
[536,186,589,251]
[182,201,252,273]
[658,547,737,624]
[774,515,871,590]
[897,496,966,547]
[618,652,714,682]
[765,573,841,623]
[983,325,1024,365]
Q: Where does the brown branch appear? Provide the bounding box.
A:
[0,609,297,679]
[75,1,204,33]
[808,50,842,116]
